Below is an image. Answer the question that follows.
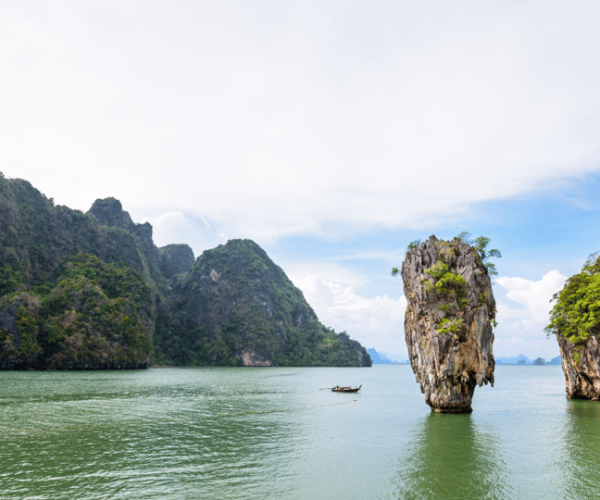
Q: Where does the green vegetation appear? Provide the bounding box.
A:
[0,175,370,369]
[392,233,500,337]
[546,254,600,343]
[424,260,467,309]
[456,232,501,277]
[437,318,463,335]
[155,239,371,367]
[0,254,153,368]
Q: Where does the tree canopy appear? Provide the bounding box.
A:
[546,253,600,343]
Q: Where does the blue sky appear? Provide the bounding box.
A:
[2,1,599,360]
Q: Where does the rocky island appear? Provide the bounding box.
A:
[0,174,370,369]
[547,254,600,399]
[156,239,370,367]
[399,235,496,413]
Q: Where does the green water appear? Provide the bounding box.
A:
[1,365,599,499]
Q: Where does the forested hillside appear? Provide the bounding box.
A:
[155,239,371,367]
[0,174,370,368]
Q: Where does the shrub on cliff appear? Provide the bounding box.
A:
[546,254,600,343]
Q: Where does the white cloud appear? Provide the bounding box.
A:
[288,265,407,355]
[143,212,227,257]
[150,212,193,248]
[497,271,567,324]
[494,271,567,358]
[2,1,600,240]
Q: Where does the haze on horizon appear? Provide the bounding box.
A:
[2,0,599,360]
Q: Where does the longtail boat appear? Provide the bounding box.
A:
[332,385,361,393]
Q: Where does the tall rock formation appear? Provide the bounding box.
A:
[547,254,600,400]
[401,236,495,413]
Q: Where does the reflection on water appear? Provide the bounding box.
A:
[390,413,507,500]
[560,400,600,499]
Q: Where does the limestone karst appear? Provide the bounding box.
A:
[0,174,371,369]
[547,254,600,400]
[400,235,496,413]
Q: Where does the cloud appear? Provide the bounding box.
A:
[288,265,407,355]
[494,271,567,358]
[496,271,567,324]
[144,212,227,257]
[2,1,600,240]
[150,212,193,247]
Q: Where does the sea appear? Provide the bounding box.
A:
[1,365,599,500]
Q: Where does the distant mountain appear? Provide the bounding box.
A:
[367,348,392,364]
[367,348,409,364]
[496,354,531,365]
[496,354,562,365]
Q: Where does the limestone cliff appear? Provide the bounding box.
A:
[401,236,495,413]
[547,254,600,400]
[158,244,195,280]
[556,337,600,399]
[0,174,371,370]
[157,239,371,367]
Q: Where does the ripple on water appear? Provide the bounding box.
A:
[2,366,600,499]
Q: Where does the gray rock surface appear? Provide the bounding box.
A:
[557,336,600,400]
[88,197,160,272]
[0,301,21,336]
[158,244,195,279]
[401,235,496,413]
[87,197,167,295]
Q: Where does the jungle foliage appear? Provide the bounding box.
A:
[546,254,600,343]
[0,174,370,369]
[0,254,153,368]
[156,239,371,367]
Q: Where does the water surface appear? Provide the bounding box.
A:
[1,365,599,499]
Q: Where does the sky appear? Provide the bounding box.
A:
[2,0,600,360]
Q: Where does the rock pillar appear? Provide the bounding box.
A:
[401,236,496,413]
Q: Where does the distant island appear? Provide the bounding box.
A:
[496,354,561,365]
[367,348,409,365]
[0,174,371,369]
[368,349,562,366]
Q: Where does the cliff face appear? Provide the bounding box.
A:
[0,177,166,297]
[557,337,600,399]
[0,177,160,369]
[87,197,167,297]
[547,255,600,399]
[401,236,495,413]
[158,244,195,280]
[157,239,371,367]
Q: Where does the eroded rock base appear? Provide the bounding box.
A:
[558,335,600,400]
